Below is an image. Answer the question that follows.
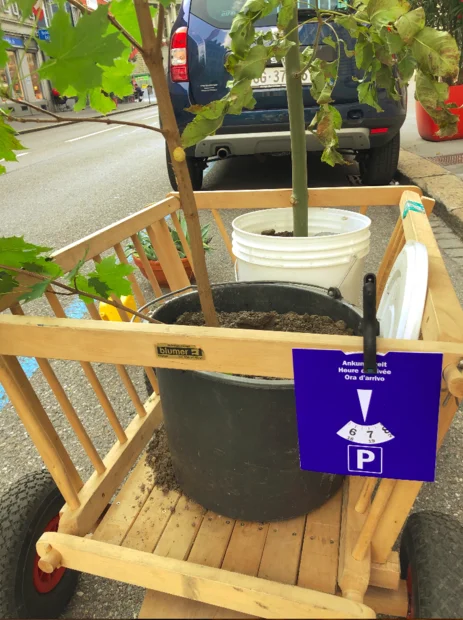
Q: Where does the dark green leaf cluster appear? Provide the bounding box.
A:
[0,237,135,305]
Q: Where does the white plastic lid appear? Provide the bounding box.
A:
[377,240,429,340]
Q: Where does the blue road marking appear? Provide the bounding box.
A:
[0,297,88,411]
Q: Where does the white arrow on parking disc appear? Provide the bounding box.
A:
[357,389,373,423]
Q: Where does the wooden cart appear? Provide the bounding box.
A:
[1,186,463,619]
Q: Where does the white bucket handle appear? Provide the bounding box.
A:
[337,254,359,291]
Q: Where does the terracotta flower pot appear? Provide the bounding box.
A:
[416,84,463,142]
[133,254,193,287]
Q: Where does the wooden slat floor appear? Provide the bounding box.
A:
[92,454,407,619]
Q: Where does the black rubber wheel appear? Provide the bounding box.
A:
[166,144,204,191]
[0,471,79,619]
[400,511,463,618]
[359,132,400,185]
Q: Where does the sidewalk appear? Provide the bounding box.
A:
[401,80,463,179]
[9,98,157,135]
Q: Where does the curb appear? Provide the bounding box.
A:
[397,149,463,238]
[16,102,158,135]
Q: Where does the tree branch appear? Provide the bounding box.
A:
[0,265,161,324]
[156,4,165,52]
[66,0,145,53]
[5,97,164,135]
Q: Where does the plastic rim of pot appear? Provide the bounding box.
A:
[377,240,429,340]
[150,281,363,522]
[232,208,371,306]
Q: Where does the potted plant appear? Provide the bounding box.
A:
[125,215,212,286]
[412,0,463,141]
[0,0,459,524]
[181,0,460,297]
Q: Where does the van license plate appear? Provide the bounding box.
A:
[252,68,311,89]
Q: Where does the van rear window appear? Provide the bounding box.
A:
[190,0,277,29]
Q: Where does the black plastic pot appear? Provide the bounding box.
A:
[151,282,362,522]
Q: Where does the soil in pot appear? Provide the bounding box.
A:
[175,310,353,336]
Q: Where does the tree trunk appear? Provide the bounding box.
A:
[134,0,219,327]
[285,5,309,237]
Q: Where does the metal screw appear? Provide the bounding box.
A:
[310,535,315,540]
[458,359,463,371]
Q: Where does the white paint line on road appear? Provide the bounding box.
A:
[65,125,122,143]
[141,114,159,120]
[0,152,30,162]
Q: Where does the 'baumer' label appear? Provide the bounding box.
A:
[156,344,204,360]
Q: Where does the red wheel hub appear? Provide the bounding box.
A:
[32,515,66,594]
[406,565,415,619]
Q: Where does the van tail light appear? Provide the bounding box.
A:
[170,27,188,82]
[370,127,389,134]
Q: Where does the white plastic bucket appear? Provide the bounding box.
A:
[232,208,371,305]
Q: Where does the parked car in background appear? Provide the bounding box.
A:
[166,0,407,190]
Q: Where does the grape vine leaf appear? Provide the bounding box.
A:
[358,80,384,112]
[310,104,346,167]
[38,5,127,97]
[415,70,458,137]
[0,117,27,175]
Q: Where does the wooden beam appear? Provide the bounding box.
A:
[0,315,461,379]
[37,533,376,619]
[298,490,342,595]
[169,186,423,210]
[363,581,408,617]
[338,478,371,603]
[50,198,179,274]
[370,552,401,591]
[59,395,162,537]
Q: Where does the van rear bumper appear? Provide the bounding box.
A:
[194,128,370,158]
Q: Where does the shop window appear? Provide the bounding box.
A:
[27,52,43,99]
[7,51,24,99]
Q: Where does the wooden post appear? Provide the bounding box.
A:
[355,478,377,515]
[133,0,218,327]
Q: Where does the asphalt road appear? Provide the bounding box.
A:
[1,107,463,618]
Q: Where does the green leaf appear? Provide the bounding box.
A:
[229,13,256,57]
[383,28,404,54]
[395,7,425,44]
[310,104,347,167]
[0,236,51,268]
[74,274,106,304]
[92,255,134,297]
[411,27,460,80]
[38,5,126,98]
[182,100,228,147]
[355,35,375,70]
[0,271,18,295]
[228,80,256,114]
[102,58,135,99]
[358,80,384,112]
[17,279,52,302]
[415,70,458,137]
[323,36,337,49]
[232,45,270,81]
[0,117,27,175]
[88,88,117,114]
[68,250,88,282]
[12,0,36,22]
[397,53,416,82]
[335,15,360,36]
[108,0,142,45]
[0,29,9,67]
[366,0,410,29]
[310,59,337,105]
[278,0,294,30]
[375,64,400,99]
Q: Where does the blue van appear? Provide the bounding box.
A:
[166,0,406,190]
